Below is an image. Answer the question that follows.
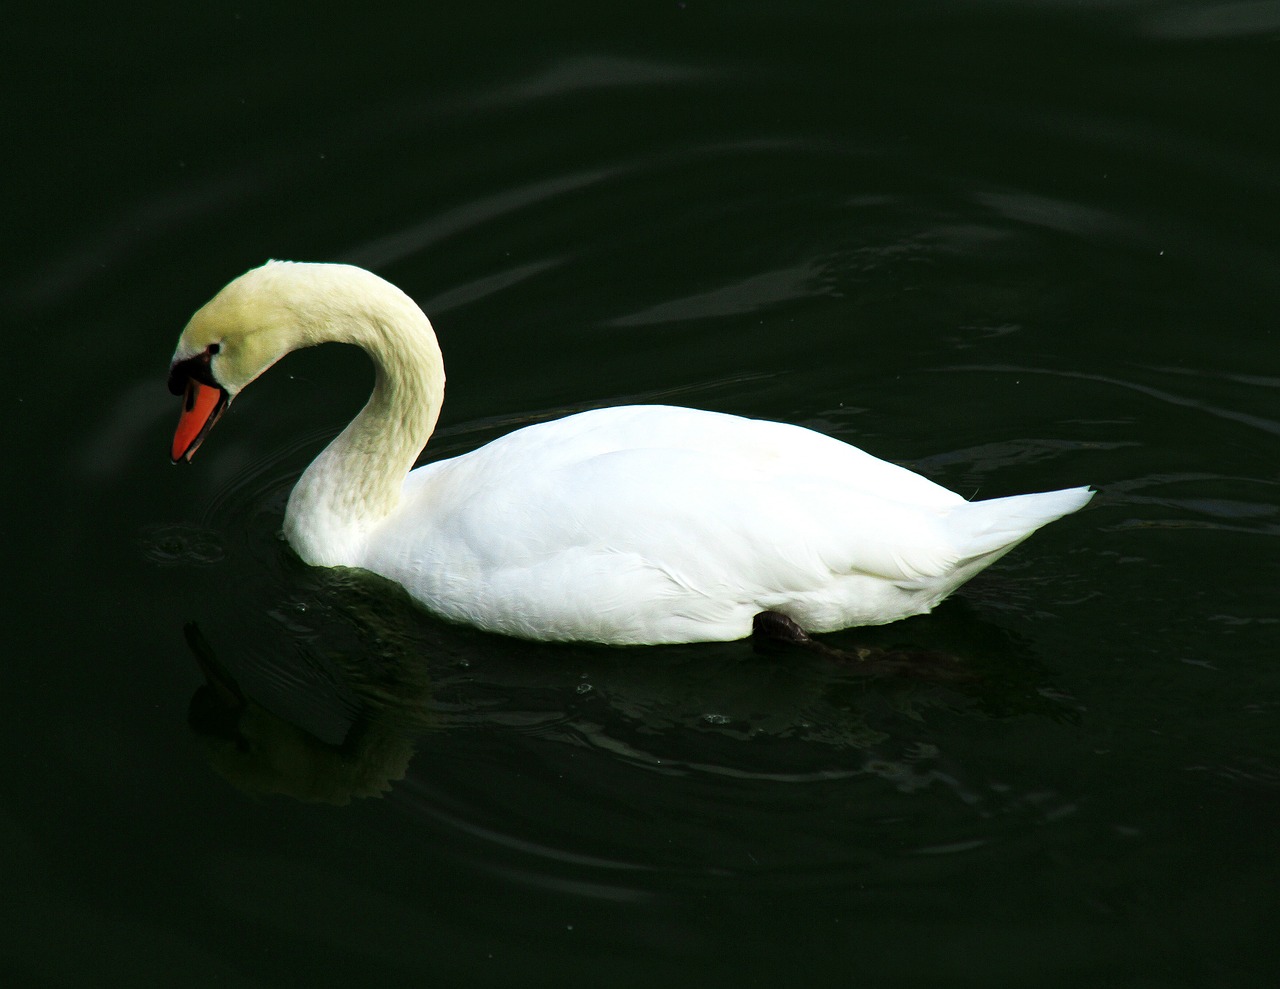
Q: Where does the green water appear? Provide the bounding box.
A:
[6,3,1279,986]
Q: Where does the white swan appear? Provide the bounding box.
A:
[168,261,1092,645]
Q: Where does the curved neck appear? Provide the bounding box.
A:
[282,278,445,566]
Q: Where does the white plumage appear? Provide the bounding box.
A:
[168,261,1092,645]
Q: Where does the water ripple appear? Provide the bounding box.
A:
[1143,1,1280,39]
[934,363,1280,439]
[340,168,616,271]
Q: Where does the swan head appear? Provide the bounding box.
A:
[168,260,411,463]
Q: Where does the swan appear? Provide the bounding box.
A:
[168,260,1093,645]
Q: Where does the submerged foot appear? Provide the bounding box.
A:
[752,610,820,648]
[750,610,975,682]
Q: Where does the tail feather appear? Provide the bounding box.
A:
[949,485,1094,561]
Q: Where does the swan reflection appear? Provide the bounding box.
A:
[183,587,1079,806]
[185,622,431,805]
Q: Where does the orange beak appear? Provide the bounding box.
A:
[172,378,228,463]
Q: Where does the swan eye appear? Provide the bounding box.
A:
[168,344,224,396]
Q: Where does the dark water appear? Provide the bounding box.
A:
[7,2,1279,986]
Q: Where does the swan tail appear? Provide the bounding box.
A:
[948,485,1094,563]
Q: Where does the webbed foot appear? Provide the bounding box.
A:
[750,611,975,682]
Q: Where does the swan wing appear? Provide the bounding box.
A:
[364,407,974,640]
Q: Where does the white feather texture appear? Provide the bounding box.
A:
[172,262,1093,645]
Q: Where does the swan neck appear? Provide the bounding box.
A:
[283,279,444,566]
